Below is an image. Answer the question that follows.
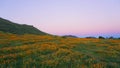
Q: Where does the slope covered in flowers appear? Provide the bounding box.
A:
[0,32,120,68]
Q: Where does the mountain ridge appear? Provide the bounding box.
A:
[0,17,47,35]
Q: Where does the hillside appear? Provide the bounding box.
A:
[0,17,47,35]
[0,32,120,68]
[0,18,120,68]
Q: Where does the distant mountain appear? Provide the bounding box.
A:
[0,17,47,35]
[62,35,78,38]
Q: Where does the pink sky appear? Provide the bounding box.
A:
[0,0,120,37]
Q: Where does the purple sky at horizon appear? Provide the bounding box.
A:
[0,0,120,37]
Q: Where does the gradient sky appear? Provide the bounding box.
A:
[0,0,120,37]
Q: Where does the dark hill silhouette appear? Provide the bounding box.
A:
[0,17,47,35]
[62,35,78,38]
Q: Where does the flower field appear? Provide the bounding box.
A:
[0,32,120,68]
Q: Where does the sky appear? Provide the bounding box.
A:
[0,0,120,37]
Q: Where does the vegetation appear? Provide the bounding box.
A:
[0,32,120,68]
[0,18,47,35]
[0,18,120,68]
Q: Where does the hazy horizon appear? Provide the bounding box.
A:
[0,0,120,37]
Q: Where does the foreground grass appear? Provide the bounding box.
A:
[0,32,120,68]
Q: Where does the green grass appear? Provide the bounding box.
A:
[0,33,120,68]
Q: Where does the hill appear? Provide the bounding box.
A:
[62,35,78,38]
[0,17,47,35]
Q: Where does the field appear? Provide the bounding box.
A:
[0,32,120,68]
